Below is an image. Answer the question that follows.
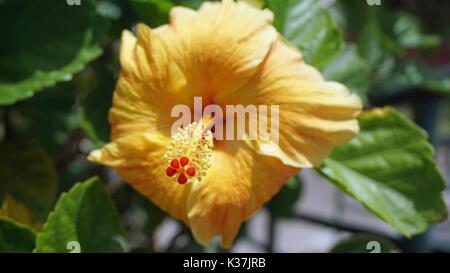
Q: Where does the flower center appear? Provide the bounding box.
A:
[163,121,214,185]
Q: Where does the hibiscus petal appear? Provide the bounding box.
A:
[88,133,192,223]
[110,25,186,139]
[216,38,362,168]
[162,0,278,105]
[186,141,298,247]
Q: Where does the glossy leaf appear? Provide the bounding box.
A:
[35,177,125,253]
[0,218,36,253]
[0,0,107,105]
[266,0,342,69]
[319,107,448,237]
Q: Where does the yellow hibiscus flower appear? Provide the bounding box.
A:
[88,0,362,247]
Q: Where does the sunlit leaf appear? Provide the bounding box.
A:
[266,0,342,69]
[319,107,448,237]
[35,177,126,253]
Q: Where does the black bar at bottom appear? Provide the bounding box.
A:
[1,253,448,272]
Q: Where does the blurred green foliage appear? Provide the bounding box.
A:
[0,0,449,253]
[79,65,115,146]
[0,0,107,105]
[0,140,57,221]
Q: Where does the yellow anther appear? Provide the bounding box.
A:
[163,120,214,184]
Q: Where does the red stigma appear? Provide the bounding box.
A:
[180,156,189,167]
[170,159,180,169]
[166,166,177,177]
[186,167,196,177]
[178,173,188,184]
[166,157,196,185]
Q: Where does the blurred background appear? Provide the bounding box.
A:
[0,0,449,253]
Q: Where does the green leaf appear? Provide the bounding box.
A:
[319,107,447,237]
[0,0,107,105]
[35,177,126,253]
[0,140,58,221]
[322,44,369,101]
[267,176,302,218]
[266,0,342,69]
[0,218,36,253]
[330,234,397,253]
[79,65,115,146]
